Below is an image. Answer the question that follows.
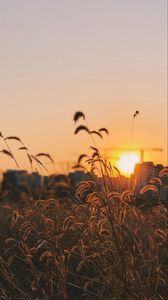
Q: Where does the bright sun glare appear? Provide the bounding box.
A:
[116,152,140,176]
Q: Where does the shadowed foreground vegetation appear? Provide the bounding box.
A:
[0,181,167,300]
[0,112,167,299]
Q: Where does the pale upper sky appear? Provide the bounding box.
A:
[0,0,167,172]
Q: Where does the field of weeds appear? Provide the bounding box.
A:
[0,112,167,299]
[0,182,167,300]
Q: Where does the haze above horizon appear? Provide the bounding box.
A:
[0,0,167,171]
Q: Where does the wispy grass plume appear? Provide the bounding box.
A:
[0,149,14,159]
[90,130,103,139]
[99,128,109,135]
[74,125,90,135]
[73,111,85,123]
[77,154,88,165]
[35,153,54,164]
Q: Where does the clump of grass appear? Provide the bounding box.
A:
[0,112,167,299]
[0,133,20,168]
[0,130,53,173]
[1,183,167,299]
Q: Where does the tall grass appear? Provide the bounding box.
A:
[0,112,167,299]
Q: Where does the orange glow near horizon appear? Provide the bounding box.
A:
[116,152,140,177]
[0,1,166,171]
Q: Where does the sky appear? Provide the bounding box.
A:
[0,0,167,173]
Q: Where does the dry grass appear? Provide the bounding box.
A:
[0,112,167,299]
[0,186,167,300]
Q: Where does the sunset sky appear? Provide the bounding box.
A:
[0,0,167,173]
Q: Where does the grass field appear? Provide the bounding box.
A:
[0,112,167,299]
[0,174,167,300]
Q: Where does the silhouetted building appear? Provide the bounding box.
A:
[28,172,42,190]
[154,164,163,177]
[69,171,94,187]
[134,162,154,186]
[2,170,29,188]
[1,165,167,205]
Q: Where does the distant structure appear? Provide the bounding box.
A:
[69,171,94,187]
[132,162,168,205]
[1,170,43,200]
[0,162,167,205]
[94,175,129,193]
[154,164,164,177]
[2,170,29,188]
[133,162,154,186]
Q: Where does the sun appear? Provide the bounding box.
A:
[116,152,140,176]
